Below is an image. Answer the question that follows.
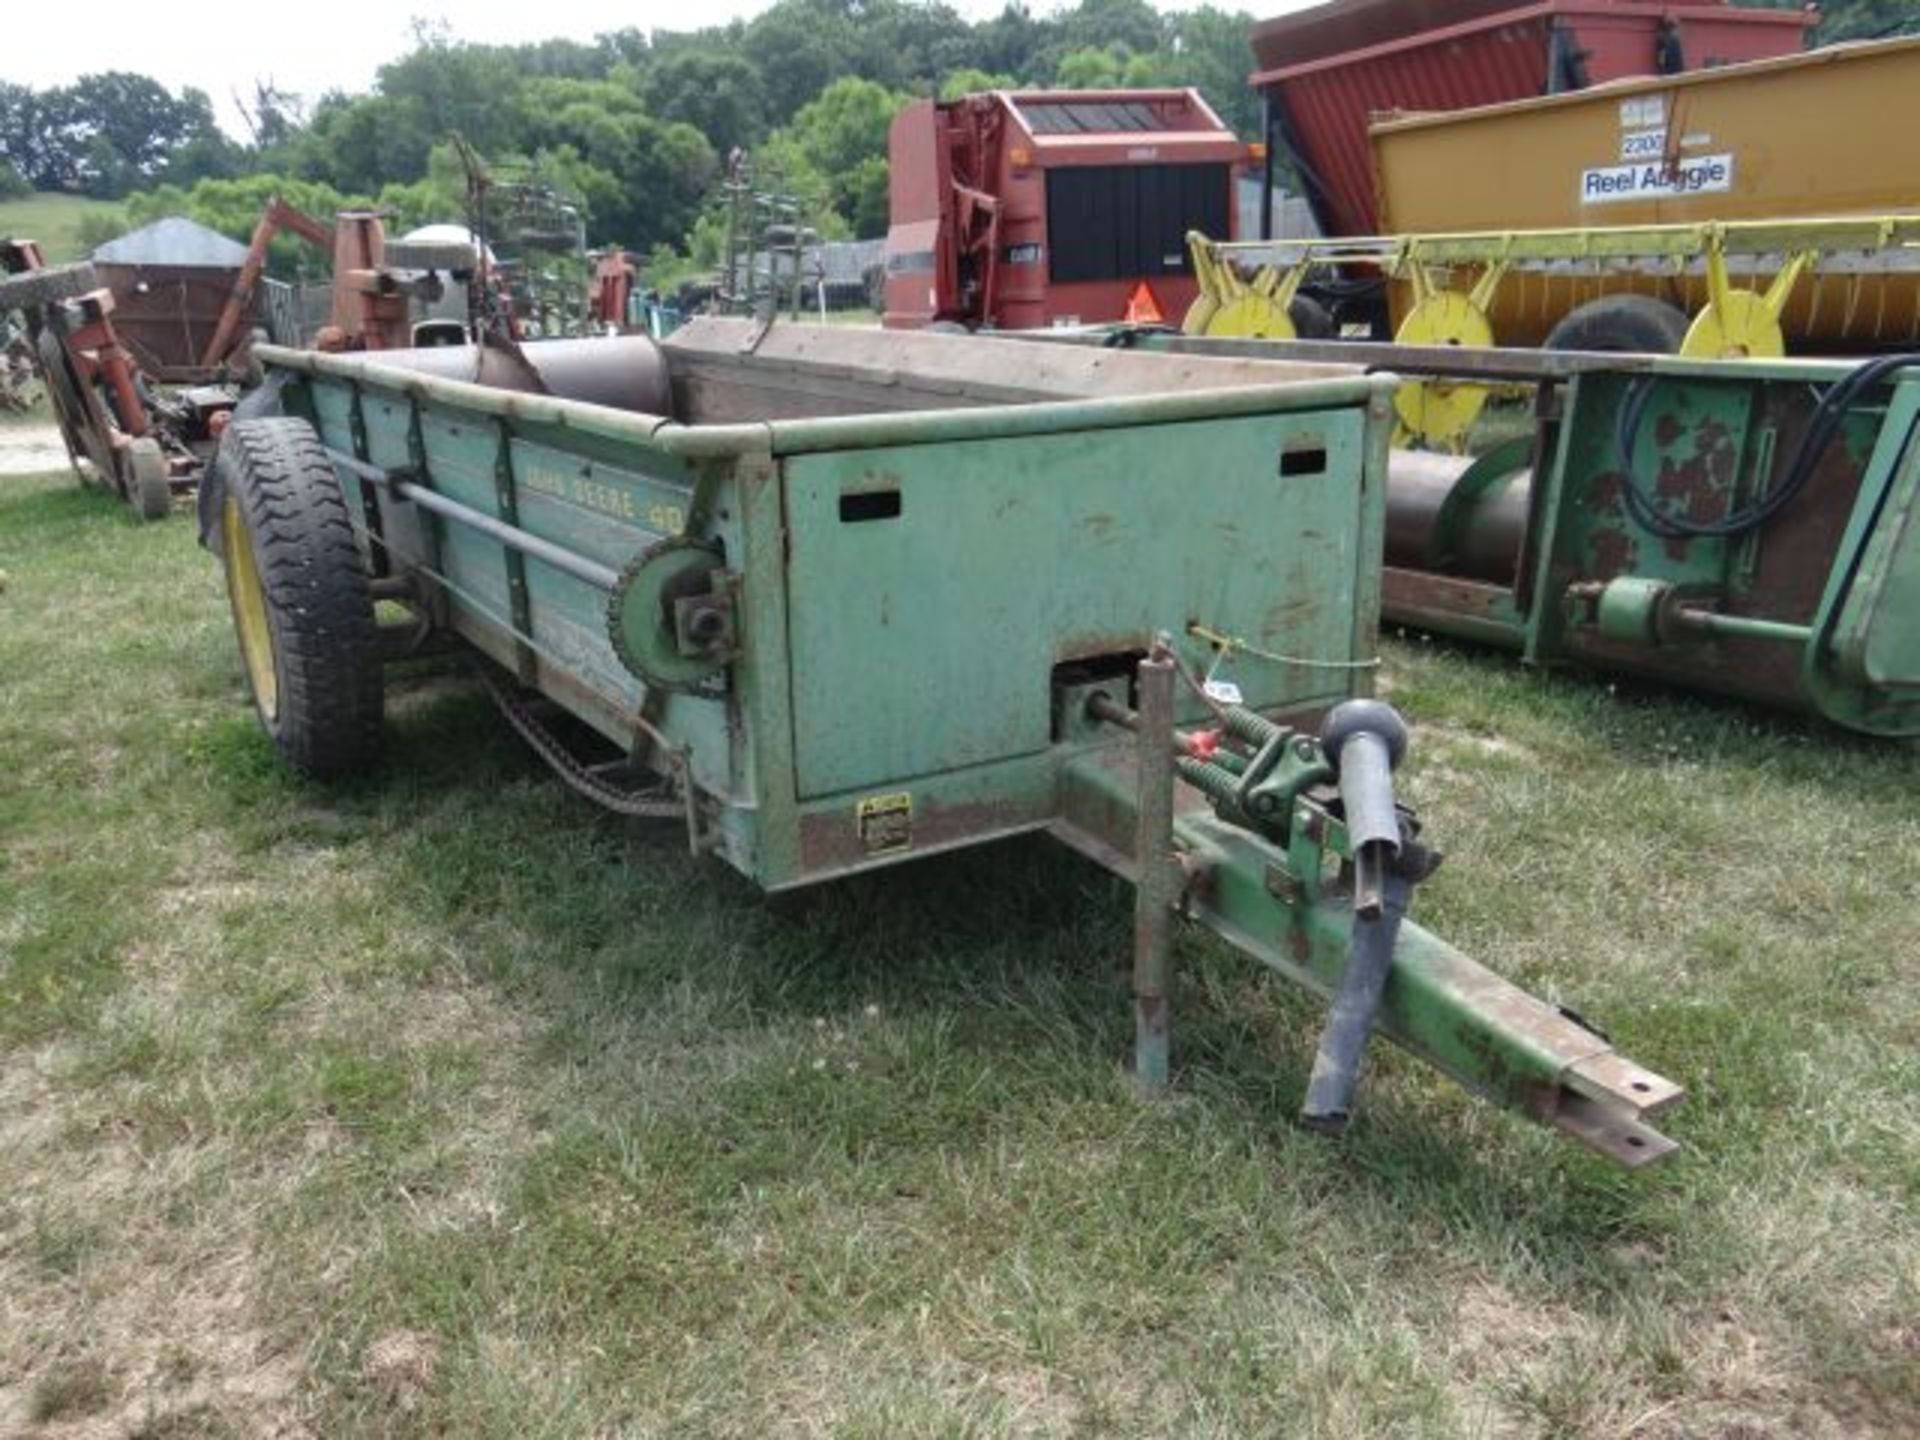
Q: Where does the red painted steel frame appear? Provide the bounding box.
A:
[884,88,1251,331]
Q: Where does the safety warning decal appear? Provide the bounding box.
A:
[856,792,914,855]
[1581,153,1734,205]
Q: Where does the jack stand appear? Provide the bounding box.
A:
[1131,641,1179,1094]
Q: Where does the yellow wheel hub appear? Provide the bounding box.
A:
[1201,289,1298,339]
[1681,291,1787,360]
[1181,230,1304,340]
[1392,291,1496,447]
[223,495,279,723]
[1682,243,1810,361]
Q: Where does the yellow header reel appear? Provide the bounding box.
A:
[1183,232,1306,340]
[1388,260,1506,449]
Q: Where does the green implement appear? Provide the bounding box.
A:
[1027,329,1920,738]
[207,320,1680,1166]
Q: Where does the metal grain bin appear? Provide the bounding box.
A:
[90,218,251,381]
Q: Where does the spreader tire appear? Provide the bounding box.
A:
[1544,295,1690,355]
[216,416,383,778]
[0,262,99,313]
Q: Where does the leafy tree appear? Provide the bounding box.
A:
[166,129,248,187]
[969,5,1054,83]
[643,51,768,156]
[1055,47,1131,89]
[780,77,909,238]
[8,1,1292,257]
[234,82,308,151]
[843,1,978,91]
[741,2,854,122]
[0,158,29,200]
[292,93,435,197]
[0,73,223,196]
[1752,0,1917,41]
[938,68,1017,102]
[1056,0,1164,58]
[0,84,55,188]
[1159,6,1264,136]
[73,208,132,253]
[515,78,719,249]
[373,142,474,236]
[513,38,613,81]
[374,31,527,161]
[125,174,370,277]
[593,27,656,73]
[72,75,220,187]
[786,79,901,188]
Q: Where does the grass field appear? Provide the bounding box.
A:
[1,457,1916,1438]
[0,194,121,263]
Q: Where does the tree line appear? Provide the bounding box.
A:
[1,0,1903,269]
[1,0,1264,265]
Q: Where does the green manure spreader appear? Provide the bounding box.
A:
[1024,330,1920,738]
[202,318,1680,1165]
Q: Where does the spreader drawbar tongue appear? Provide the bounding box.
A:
[1071,660,1680,1163]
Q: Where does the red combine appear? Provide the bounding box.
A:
[883,88,1251,331]
[1248,0,1815,238]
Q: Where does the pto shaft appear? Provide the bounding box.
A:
[1301,701,1416,1132]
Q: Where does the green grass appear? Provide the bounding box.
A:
[0,192,120,262]
[1,462,1917,1436]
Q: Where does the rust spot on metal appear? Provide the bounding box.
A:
[1078,512,1117,539]
[1586,469,1621,512]
[1451,1021,1561,1117]
[1651,430,1738,558]
[1573,390,1869,711]
[797,794,1036,875]
[1587,525,1637,578]
[1261,595,1324,635]
[1381,568,1511,625]
[1054,630,1148,664]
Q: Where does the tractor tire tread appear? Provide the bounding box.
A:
[220,416,383,778]
[1544,294,1690,355]
[1288,295,1336,341]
